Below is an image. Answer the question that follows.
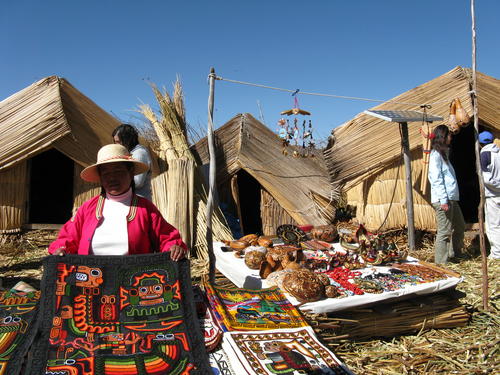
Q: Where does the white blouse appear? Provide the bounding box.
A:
[91,189,131,255]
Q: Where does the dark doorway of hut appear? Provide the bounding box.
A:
[28,148,74,225]
[236,170,263,235]
[450,124,479,223]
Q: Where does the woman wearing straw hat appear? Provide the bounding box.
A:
[48,144,187,260]
[428,124,465,264]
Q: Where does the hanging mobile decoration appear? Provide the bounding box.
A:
[277,118,291,155]
[277,90,315,157]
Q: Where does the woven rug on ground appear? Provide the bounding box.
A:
[221,327,354,375]
[204,283,308,331]
[0,288,40,375]
[29,253,211,375]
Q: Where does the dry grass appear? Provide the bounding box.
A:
[0,229,498,374]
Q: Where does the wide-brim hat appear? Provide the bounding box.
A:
[80,144,149,183]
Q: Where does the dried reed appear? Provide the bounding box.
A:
[137,79,233,269]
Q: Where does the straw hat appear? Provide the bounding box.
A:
[80,144,149,183]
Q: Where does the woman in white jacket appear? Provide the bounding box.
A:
[428,125,465,264]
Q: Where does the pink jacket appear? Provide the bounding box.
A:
[48,195,186,255]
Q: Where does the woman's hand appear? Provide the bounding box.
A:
[440,203,449,211]
[52,248,66,256]
[170,245,188,261]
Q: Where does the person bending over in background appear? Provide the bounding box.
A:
[112,124,152,201]
[48,144,187,260]
[428,124,465,264]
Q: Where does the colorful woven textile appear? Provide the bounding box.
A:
[209,346,237,375]
[0,288,40,375]
[29,253,211,375]
[192,285,223,352]
[221,327,353,375]
[205,283,308,331]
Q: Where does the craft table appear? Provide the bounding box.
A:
[213,241,462,314]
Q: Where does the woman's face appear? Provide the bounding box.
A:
[99,163,133,195]
[113,134,122,145]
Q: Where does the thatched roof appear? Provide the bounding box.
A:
[191,113,336,226]
[0,76,120,171]
[324,66,500,190]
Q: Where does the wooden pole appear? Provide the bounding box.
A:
[207,67,217,284]
[471,0,489,310]
[400,122,416,250]
[420,122,431,195]
[230,175,245,236]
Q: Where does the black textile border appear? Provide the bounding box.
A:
[27,253,210,375]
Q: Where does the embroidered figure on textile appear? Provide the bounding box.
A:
[120,271,180,316]
[256,339,322,373]
[205,284,308,331]
[222,327,353,375]
[29,253,211,375]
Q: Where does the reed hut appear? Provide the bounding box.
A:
[191,113,337,236]
[0,76,120,233]
[324,66,500,232]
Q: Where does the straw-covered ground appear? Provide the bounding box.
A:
[330,231,499,375]
[0,229,498,374]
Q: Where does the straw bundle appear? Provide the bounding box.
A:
[306,291,470,342]
[138,79,232,263]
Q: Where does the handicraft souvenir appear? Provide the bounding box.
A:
[336,222,360,251]
[0,288,41,375]
[265,269,295,290]
[30,253,211,375]
[277,93,315,157]
[448,98,470,134]
[245,249,267,270]
[276,225,307,245]
[221,326,353,374]
[204,283,308,332]
[282,269,326,303]
[310,225,338,243]
[390,263,450,282]
[259,244,303,279]
[324,268,364,297]
[300,240,332,252]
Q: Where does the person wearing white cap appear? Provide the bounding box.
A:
[479,130,500,259]
[48,144,187,260]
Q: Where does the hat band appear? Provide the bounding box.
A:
[99,155,133,163]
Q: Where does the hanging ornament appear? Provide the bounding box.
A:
[304,120,315,157]
[277,91,315,157]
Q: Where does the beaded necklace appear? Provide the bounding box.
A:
[324,268,364,296]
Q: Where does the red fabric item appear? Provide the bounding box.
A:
[297,224,313,232]
[48,195,186,255]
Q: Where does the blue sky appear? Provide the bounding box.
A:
[2,1,499,143]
